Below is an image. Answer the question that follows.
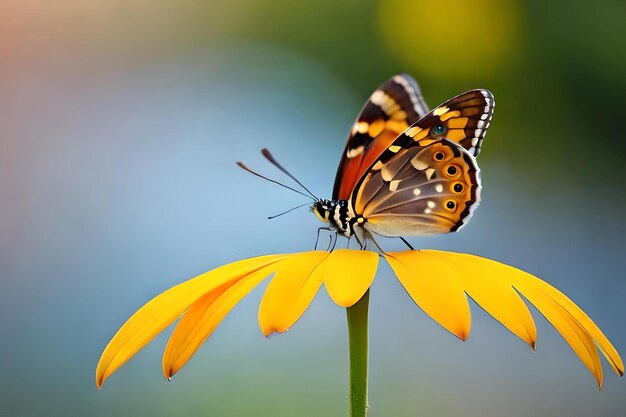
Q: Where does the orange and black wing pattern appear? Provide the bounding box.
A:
[332,74,430,200]
[351,89,494,235]
[399,89,495,156]
[354,140,481,236]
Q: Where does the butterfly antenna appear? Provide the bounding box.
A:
[267,202,311,219]
[261,148,318,200]
[236,162,315,200]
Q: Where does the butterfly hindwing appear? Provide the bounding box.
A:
[332,74,430,200]
[354,139,481,236]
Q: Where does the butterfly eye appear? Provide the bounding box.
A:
[446,165,459,176]
[453,183,464,193]
[432,123,447,136]
[445,201,456,210]
[434,152,445,161]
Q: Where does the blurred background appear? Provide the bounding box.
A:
[1,0,625,416]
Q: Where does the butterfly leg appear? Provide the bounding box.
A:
[399,237,415,251]
[328,232,339,252]
[315,227,333,250]
[353,229,366,250]
[370,237,385,254]
[363,229,388,256]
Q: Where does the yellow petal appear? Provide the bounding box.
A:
[162,265,277,379]
[258,251,329,336]
[95,254,288,388]
[509,262,624,378]
[432,251,537,348]
[324,249,379,307]
[385,251,471,340]
[426,251,623,387]
[518,283,603,388]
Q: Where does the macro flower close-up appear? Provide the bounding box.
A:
[96,248,623,395]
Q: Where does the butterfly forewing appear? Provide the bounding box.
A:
[332,74,430,200]
[397,89,494,157]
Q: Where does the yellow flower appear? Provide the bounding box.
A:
[96,249,623,390]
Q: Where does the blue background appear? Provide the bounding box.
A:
[1,1,624,416]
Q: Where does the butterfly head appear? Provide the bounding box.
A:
[312,199,332,223]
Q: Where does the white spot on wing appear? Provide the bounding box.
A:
[393,75,420,108]
[406,126,422,137]
[347,145,365,158]
[435,184,443,193]
[411,157,428,170]
[433,106,449,116]
[392,75,405,84]
[370,90,384,105]
[381,170,394,181]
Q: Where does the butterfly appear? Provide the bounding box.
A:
[239,74,494,248]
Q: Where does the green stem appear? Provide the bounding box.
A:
[346,289,369,417]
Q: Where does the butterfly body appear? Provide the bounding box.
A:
[312,199,361,238]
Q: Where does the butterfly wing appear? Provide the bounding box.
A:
[332,74,430,200]
[402,89,495,156]
[355,140,481,236]
[350,89,494,236]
